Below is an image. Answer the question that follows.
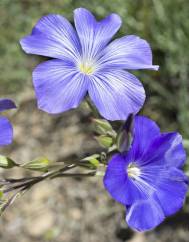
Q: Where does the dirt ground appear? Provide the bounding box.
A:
[0,97,189,242]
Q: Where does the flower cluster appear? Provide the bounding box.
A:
[0,7,187,232]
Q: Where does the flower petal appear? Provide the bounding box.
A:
[103,153,155,205]
[164,133,186,168]
[88,70,145,120]
[154,168,188,216]
[142,132,186,168]
[131,116,160,159]
[103,154,129,205]
[74,8,121,59]
[0,117,13,146]
[0,99,16,112]
[137,165,187,217]
[20,14,81,61]
[126,197,165,232]
[33,59,88,114]
[99,35,159,70]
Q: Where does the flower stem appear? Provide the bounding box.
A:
[85,96,100,118]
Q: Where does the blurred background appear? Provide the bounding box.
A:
[0,0,189,241]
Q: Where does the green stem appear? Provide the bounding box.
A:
[2,164,77,193]
[50,171,96,179]
[0,159,102,213]
[85,97,100,118]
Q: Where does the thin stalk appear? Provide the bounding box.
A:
[0,161,99,214]
[50,171,96,179]
[85,97,100,118]
[1,164,77,193]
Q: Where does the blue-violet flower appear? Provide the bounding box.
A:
[0,99,16,147]
[104,116,188,231]
[20,8,158,120]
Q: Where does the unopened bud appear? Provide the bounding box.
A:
[22,157,50,172]
[116,114,134,153]
[0,155,17,169]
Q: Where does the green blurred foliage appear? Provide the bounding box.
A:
[0,0,189,136]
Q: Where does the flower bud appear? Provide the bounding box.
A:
[22,157,50,172]
[0,155,17,169]
[82,154,100,167]
[92,118,113,135]
[96,135,113,148]
[116,114,134,153]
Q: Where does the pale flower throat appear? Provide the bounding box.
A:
[127,163,141,180]
[78,60,95,75]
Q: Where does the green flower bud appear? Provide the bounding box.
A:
[92,118,113,135]
[22,157,50,172]
[0,155,17,169]
[82,154,100,167]
[96,135,113,148]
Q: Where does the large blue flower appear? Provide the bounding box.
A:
[104,116,188,231]
[20,8,158,120]
[0,99,16,147]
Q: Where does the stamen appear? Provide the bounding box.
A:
[79,60,95,75]
[127,163,141,180]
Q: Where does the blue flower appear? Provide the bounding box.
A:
[20,8,158,121]
[104,116,188,231]
[0,99,16,147]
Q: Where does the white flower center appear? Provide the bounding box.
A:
[78,60,95,75]
[127,163,141,179]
